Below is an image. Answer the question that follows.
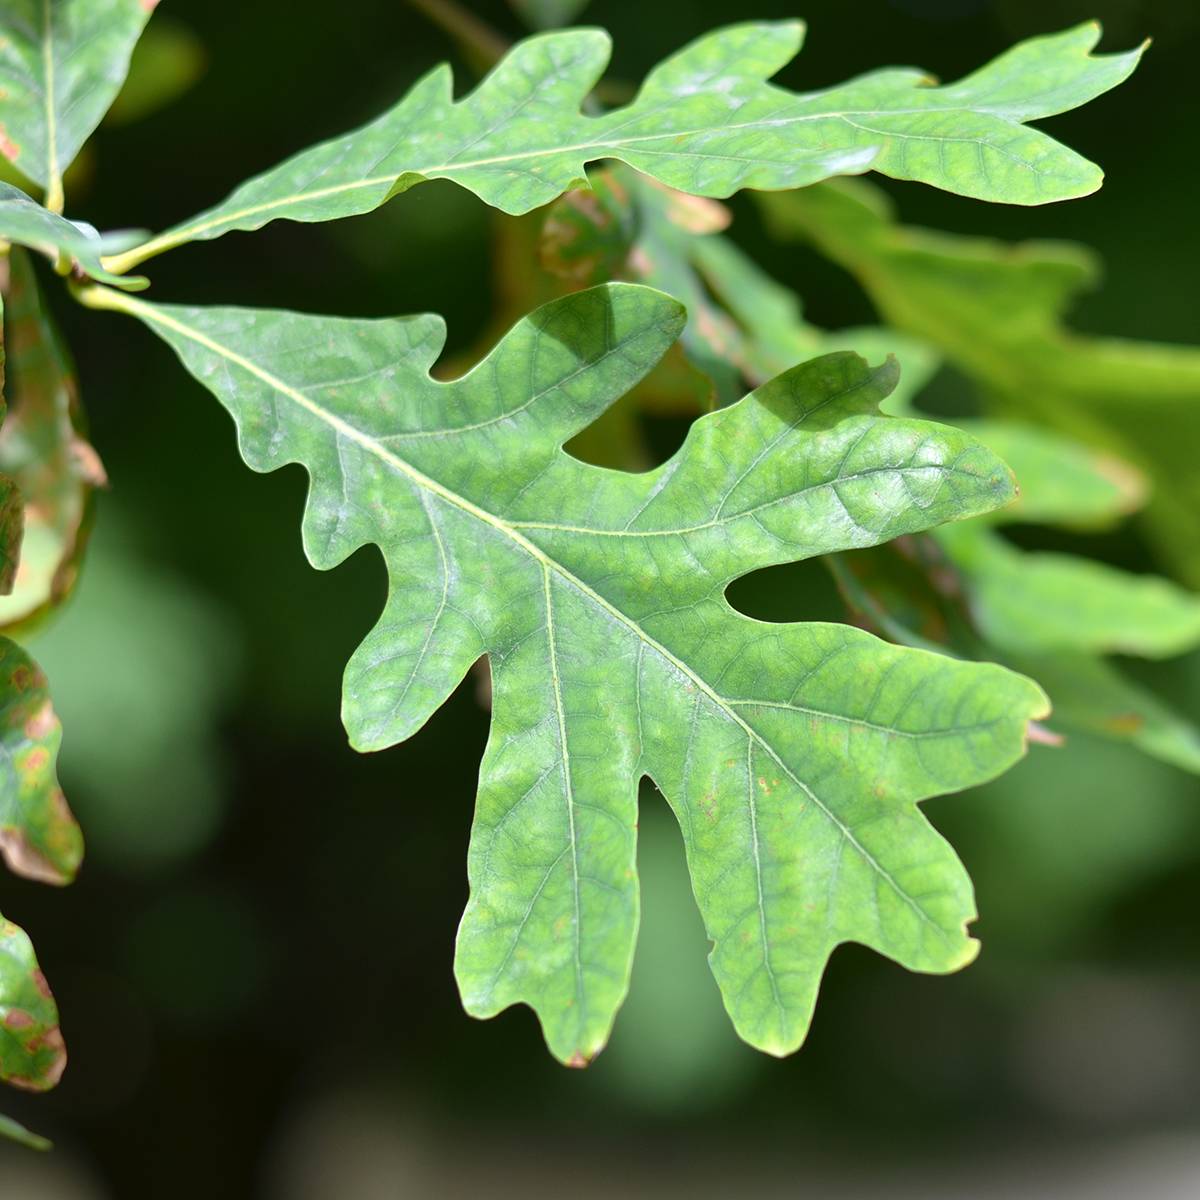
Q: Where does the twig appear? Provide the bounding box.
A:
[405,0,509,72]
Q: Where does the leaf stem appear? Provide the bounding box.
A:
[0,1112,52,1152]
[405,0,508,72]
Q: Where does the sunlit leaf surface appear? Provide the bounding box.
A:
[89,279,1047,1061]
[104,20,1140,273]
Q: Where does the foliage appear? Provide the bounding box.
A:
[0,0,1167,1141]
[96,19,1140,274]
[0,247,106,636]
[0,0,155,210]
[760,179,1200,588]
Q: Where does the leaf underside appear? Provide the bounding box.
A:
[107,20,1141,271]
[0,181,145,287]
[0,0,154,193]
[97,279,1047,1061]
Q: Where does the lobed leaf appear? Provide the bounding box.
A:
[0,0,155,208]
[85,279,1047,1061]
[954,419,1145,527]
[102,20,1141,274]
[0,910,65,1090]
[0,247,107,635]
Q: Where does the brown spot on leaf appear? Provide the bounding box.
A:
[21,747,49,773]
[23,699,56,740]
[68,438,109,488]
[0,828,69,885]
[30,969,53,1001]
[565,1052,590,1069]
[0,122,19,163]
[3,1008,34,1029]
[4,1072,41,1092]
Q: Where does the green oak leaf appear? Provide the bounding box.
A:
[0,247,107,635]
[1003,651,1200,775]
[541,168,1200,776]
[0,633,81,884]
[101,20,1141,274]
[936,522,1200,659]
[759,178,1200,588]
[953,419,1145,527]
[0,910,65,1091]
[0,0,155,210]
[0,182,147,287]
[84,279,1047,1061]
[930,421,1200,768]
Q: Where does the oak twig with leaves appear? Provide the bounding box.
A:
[0,0,1177,1141]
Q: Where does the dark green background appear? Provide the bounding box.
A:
[2,0,1200,1194]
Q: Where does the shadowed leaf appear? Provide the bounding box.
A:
[544,165,940,409]
[0,1108,50,1150]
[0,183,147,287]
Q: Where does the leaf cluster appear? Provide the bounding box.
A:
[0,0,1161,1129]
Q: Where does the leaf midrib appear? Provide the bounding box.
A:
[111,290,964,965]
[38,0,57,208]
[114,91,1057,265]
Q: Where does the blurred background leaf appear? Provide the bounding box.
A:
[20,511,241,876]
